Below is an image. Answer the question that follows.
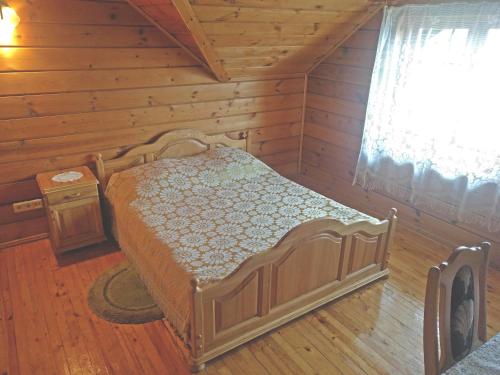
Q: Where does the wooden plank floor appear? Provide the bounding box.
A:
[1,226,499,375]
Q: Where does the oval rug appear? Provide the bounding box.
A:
[88,261,164,324]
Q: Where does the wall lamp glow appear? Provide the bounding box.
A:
[0,1,20,40]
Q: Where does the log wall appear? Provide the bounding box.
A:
[2,1,497,266]
[0,0,304,246]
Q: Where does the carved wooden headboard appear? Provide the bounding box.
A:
[94,129,248,191]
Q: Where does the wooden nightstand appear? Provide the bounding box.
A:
[36,166,106,254]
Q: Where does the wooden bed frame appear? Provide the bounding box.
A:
[94,129,398,372]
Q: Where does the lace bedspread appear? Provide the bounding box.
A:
[105,147,378,336]
[124,147,375,282]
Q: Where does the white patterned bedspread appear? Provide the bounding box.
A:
[106,147,380,335]
[123,147,378,283]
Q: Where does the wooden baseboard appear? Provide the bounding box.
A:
[0,215,48,248]
[0,232,48,250]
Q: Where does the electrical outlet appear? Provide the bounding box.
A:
[12,199,44,213]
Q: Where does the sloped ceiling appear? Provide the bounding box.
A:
[127,0,384,80]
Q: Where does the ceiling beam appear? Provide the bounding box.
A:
[125,1,214,77]
[171,0,229,82]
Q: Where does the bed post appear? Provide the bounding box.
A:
[382,208,398,270]
[94,153,106,191]
[190,278,205,372]
[244,129,252,152]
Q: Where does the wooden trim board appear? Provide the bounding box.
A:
[171,0,229,82]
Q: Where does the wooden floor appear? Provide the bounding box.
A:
[1,226,499,375]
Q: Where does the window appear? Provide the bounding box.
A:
[355,2,500,231]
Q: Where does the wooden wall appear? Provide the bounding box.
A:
[0,0,304,247]
[3,0,498,266]
[299,12,500,265]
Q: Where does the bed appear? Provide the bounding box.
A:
[94,129,397,372]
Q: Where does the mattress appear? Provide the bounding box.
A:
[105,147,378,337]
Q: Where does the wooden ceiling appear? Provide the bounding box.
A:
[127,0,384,80]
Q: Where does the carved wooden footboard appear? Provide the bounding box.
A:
[189,209,397,371]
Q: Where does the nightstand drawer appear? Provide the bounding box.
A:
[46,184,98,205]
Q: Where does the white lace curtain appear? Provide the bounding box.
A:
[354,2,500,232]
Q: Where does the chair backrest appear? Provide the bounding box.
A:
[423,242,490,375]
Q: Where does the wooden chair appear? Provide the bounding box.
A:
[423,242,491,375]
